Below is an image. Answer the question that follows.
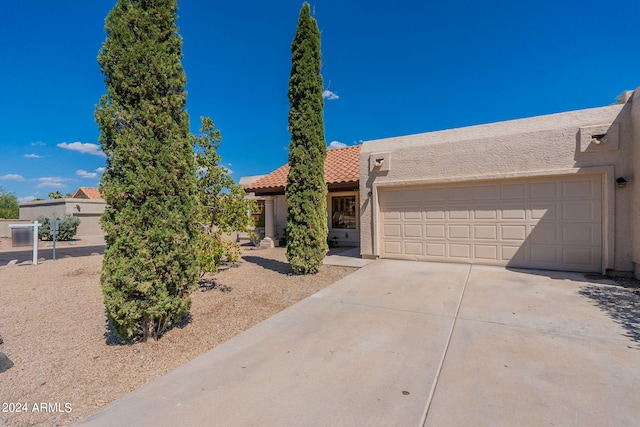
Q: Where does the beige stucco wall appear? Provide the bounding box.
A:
[360,90,639,276]
[631,91,640,277]
[19,198,107,238]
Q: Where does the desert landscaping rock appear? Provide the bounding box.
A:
[0,352,14,373]
[0,248,356,426]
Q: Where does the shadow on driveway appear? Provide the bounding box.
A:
[579,285,640,345]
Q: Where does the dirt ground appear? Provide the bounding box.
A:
[0,247,357,426]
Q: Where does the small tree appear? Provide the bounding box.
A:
[285,2,328,274]
[0,187,19,219]
[96,0,199,342]
[48,191,63,199]
[193,117,257,276]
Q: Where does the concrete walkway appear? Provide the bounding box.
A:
[75,260,640,426]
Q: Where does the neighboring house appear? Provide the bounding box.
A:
[243,145,361,247]
[243,88,640,278]
[19,188,106,239]
[73,187,103,200]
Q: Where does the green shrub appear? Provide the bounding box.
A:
[36,215,80,241]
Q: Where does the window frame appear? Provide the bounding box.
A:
[329,193,358,230]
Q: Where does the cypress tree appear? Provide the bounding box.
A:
[96,0,198,342]
[285,3,328,274]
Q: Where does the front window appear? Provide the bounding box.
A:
[331,196,356,229]
[251,200,265,227]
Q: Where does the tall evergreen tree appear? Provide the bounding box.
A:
[285,3,328,274]
[96,0,198,342]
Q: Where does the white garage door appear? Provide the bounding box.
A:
[379,175,602,272]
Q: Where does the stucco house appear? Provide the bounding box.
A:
[245,88,640,278]
[19,187,106,239]
[243,144,361,247]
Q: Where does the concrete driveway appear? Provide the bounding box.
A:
[75,260,640,426]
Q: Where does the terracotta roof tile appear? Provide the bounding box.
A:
[73,187,103,200]
[245,145,361,195]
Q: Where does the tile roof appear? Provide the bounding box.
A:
[245,145,361,195]
[73,187,103,200]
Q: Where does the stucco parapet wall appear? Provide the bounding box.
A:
[359,103,632,190]
[19,199,107,219]
[362,104,626,152]
[19,198,106,208]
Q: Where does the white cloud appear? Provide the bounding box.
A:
[30,141,46,146]
[76,169,98,179]
[35,177,69,188]
[57,142,105,157]
[18,196,35,203]
[24,153,44,159]
[322,90,339,100]
[0,174,25,181]
[328,141,347,149]
[96,167,106,174]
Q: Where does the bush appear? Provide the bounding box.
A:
[196,228,242,277]
[36,215,80,241]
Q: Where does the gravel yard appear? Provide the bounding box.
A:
[0,247,357,426]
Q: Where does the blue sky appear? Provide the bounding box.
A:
[1,0,638,202]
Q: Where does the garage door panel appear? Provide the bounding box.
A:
[403,224,423,238]
[383,224,401,238]
[426,210,445,220]
[404,189,425,202]
[562,224,601,245]
[449,209,470,220]
[563,247,595,266]
[449,225,470,239]
[531,204,558,220]
[404,242,423,256]
[530,245,560,264]
[501,207,527,220]
[474,185,498,200]
[530,182,559,199]
[449,244,471,258]
[502,246,524,262]
[563,201,601,221]
[474,208,497,220]
[402,211,422,221]
[563,179,599,198]
[501,183,526,199]
[426,225,445,238]
[383,241,402,255]
[529,225,558,244]
[426,243,445,256]
[501,225,527,241]
[474,225,497,240]
[379,175,602,272]
[448,187,472,201]
[382,210,401,220]
[423,187,447,201]
[474,245,498,260]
